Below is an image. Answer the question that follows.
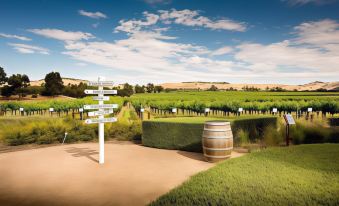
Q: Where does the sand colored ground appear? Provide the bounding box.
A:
[0,142,244,206]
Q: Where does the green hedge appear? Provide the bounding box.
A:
[142,117,278,152]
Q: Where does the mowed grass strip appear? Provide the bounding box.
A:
[150,144,339,206]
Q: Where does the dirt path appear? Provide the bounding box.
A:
[0,142,244,206]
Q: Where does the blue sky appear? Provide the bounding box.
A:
[0,0,338,84]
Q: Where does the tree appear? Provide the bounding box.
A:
[118,83,134,97]
[7,74,30,98]
[135,84,145,93]
[154,85,164,93]
[0,67,7,85]
[1,86,14,97]
[146,83,154,93]
[208,85,218,91]
[62,82,87,98]
[44,72,64,96]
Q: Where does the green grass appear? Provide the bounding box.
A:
[150,144,339,206]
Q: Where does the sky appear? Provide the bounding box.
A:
[0,0,338,84]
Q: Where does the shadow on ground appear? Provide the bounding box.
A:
[65,147,99,163]
[177,150,206,162]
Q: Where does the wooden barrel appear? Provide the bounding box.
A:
[202,121,233,162]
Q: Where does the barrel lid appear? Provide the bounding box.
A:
[205,121,230,126]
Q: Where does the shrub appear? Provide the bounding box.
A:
[234,129,249,147]
[107,121,142,141]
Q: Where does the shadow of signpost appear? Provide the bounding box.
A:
[65,147,99,163]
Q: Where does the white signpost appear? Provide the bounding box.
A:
[84,77,118,164]
[205,108,210,113]
[307,108,312,112]
[88,109,114,117]
[84,90,117,95]
[272,108,278,113]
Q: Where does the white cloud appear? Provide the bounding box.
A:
[234,19,339,74]
[29,29,94,41]
[283,0,336,5]
[211,46,233,56]
[75,62,87,66]
[31,15,339,83]
[158,9,246,32]
[78,10,107,19]
[8,43,49,55]
[0,33,31,41]
[115,12,159,34]
[144,0,171,5]
[293,19,339,48]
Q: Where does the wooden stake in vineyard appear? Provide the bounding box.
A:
[84,77,118,164]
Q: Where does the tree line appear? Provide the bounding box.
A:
[0,67,165,99]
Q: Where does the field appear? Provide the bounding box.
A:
[150,144,339,206]
[130,91,339,116]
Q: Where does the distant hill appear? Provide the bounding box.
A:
[160,81,339,91]
[29,78,338,91]
[30,78,88,86]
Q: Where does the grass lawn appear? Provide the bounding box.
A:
[150,144,339,206]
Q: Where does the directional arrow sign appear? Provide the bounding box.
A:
[84,90,117,95]
[84,104,118,110]
[88,109,114,117]
[85,117,117,124]
[88,81,114,86]
[92,96,110,101]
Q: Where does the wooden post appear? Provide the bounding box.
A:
[286,124,290,146]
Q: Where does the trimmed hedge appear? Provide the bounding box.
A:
[142,117,277,152]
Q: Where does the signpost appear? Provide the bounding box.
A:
[84,90,117,95]
[283,114,296,146]
[272,108,277,113]
[84,78,118,164]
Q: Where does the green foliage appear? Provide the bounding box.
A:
[129,91,339,115]
[235,129,249,146]
[154,85,164,93]
[0,66,7,85]
[135,84,145,93]
[0,96,124,113]
[62,82,87,98]
[142,117,278,152]
[150,144,339,206]
[107,121,141,141]
[0,115,141,145]
[290,120,339,144]
[118,83,134,97]
[6,74,30,97]
[146,83,155,93]
[207,85,218,91]
[43,71,64,96]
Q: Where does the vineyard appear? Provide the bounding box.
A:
[0,96,125,117]
[1,91,338,118]
[129,91,339,117]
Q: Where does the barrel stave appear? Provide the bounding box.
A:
[202,121,233,163]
